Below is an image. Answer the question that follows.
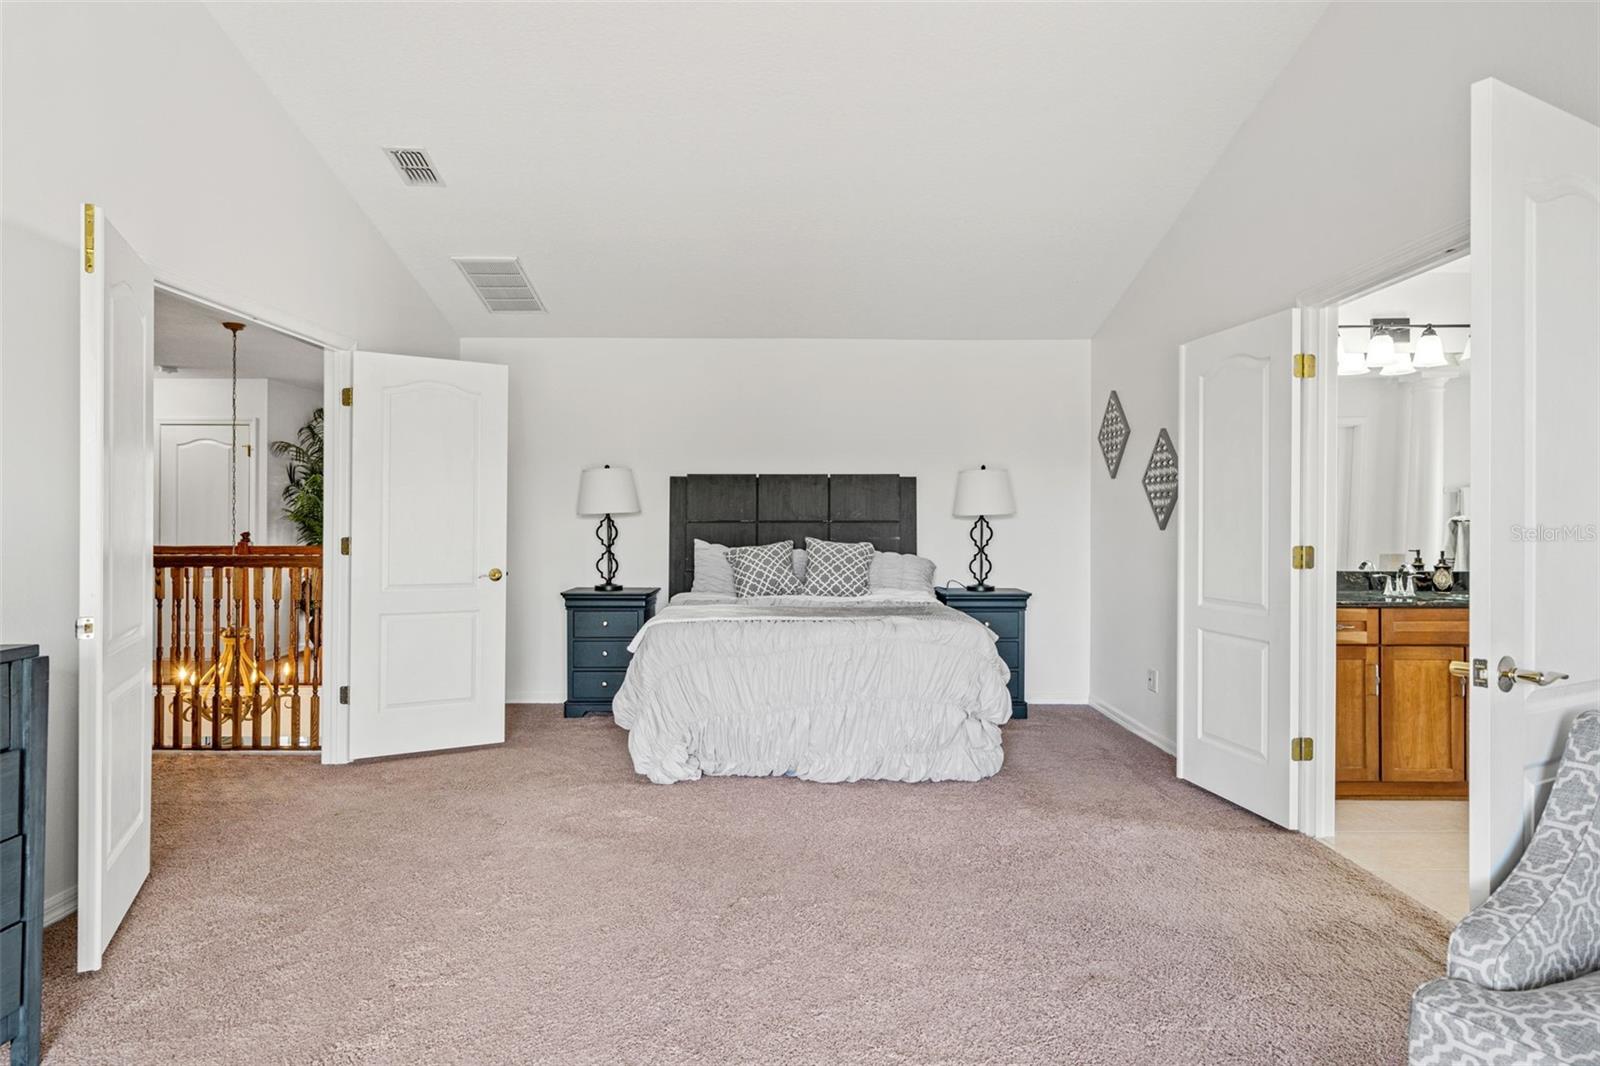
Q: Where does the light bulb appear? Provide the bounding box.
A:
[1414,325,1447,368]
[1366,331,1397,367]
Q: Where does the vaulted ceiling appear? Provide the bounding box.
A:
[209,2,1326,339]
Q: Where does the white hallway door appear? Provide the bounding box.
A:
[156,421,256,544]
[77,206,155,971]
[1178,310,1299,828]
[1470,80,1600,898]
[347,351,509,760]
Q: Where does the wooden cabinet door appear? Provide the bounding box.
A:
[1336,645,1380,781]
[1380,644,1467,782]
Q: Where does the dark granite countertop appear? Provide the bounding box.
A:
[1336,592,1469,608]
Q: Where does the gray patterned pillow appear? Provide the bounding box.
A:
[728,540,803,597]
[803,538,874,596]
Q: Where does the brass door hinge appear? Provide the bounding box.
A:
[340,536,350,556]
[1291,737,1314,762]
[338,685,349,705]
[83,204,96,274]
[341,386,353,406]
[1293,353,1316,379]
[1292,545,1316,570]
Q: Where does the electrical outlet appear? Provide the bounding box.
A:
[1146,669,1160,693]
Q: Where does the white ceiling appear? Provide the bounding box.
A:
[208,2,1326,340]
[154,289,324,388]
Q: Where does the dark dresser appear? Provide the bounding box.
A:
[0,645,47,1066]
[561,588,658,717]
[935,587,1031,719]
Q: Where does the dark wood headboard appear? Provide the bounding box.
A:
[668,474,917,596]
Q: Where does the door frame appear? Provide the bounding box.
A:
[1293,220,1471,840]
[148,274,355,764]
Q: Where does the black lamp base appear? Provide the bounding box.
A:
[593,515,623,593]
[966,515,996,593]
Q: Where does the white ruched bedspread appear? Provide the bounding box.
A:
[610,594,1013,784]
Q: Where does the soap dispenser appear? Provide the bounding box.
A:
[1432,552,1455,592]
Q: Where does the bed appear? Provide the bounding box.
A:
[610,474,1013,784]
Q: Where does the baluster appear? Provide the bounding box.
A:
[190,564,203,750]
[309,564,322,750]
[271,567,284,750]
[254,566,266,749]
[230,562,245,750]
[210,564,223,750]
[169,566,185,750]
[153,567,165,749]
[288,565,302,749]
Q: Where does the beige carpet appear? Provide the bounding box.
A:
[35,706,1447,1065]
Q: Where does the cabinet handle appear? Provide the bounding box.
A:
[601,650,609,657]
[600,681,609,688]
[1337,623,1359,631]
[1370,664,1380,697]
[601,620,609,627]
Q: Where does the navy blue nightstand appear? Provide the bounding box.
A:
[562,587,658,718]
[935,587,1031,719]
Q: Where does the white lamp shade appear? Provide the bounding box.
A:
[1337,333,1368,375]
[1365,331,1398,367]
[576,465,640,516]
[1414,326,1447,368]
[1379,351,1416,377]
[953,466,1015,517]
[1459,335,1472,362]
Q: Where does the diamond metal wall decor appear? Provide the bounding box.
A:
[1142,427,1178,531]
[1097,391,1131,477]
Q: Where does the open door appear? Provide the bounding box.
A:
[1178,309,1300,828]
[347,351,508,759]
[77,205,155,971]
[1468,80,1600,900]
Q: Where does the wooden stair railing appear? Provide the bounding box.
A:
[152,540,323,751]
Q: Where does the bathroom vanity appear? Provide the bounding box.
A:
[1336,595,1469,798]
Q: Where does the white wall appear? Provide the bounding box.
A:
[0,3,455,908]
[265,381,324,545]
[461,338,1092,704]
[1087,2,1599,750]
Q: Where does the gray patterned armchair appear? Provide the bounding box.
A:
[1409,710,1600,1065]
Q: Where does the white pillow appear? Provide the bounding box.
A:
[692,539,735,595]
[694,539,808,594]
[868,551,937,596]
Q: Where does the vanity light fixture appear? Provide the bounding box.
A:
[1365,329,1398,369]
[1337,332,1369,376]
[1414,325,1448,368]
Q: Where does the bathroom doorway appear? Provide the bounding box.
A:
[1323,256,1472,921]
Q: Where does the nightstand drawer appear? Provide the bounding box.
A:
[1007,673,1024,703]
[0,752,18,842]
[0,920,20,1017]
[0,836,19,928]
[571,671,628,701]
[572,640,632,669]
[995,640,1021,671]
[573,610,642,639]
[965,610,1019,640]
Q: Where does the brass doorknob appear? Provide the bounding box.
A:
[486,568,504,582]
[1448,660,1472,678]
[1497,655,1568,692]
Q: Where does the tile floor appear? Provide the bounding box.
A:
[1329,799,1470,922]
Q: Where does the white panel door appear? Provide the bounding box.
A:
[156,421,255,544]
[1469,80,1600,899]
[348,352,508,759]
[1179,310,1298,827]
[77,206,155,971]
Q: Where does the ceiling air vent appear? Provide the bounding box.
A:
[384,146,443,187]
[452,257,547,314]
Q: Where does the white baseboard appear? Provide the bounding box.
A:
[1088,697,1177,755]
[506,695,563,707]
[44,886,77,927]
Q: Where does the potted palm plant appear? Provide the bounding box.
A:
[271,408,323,545]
